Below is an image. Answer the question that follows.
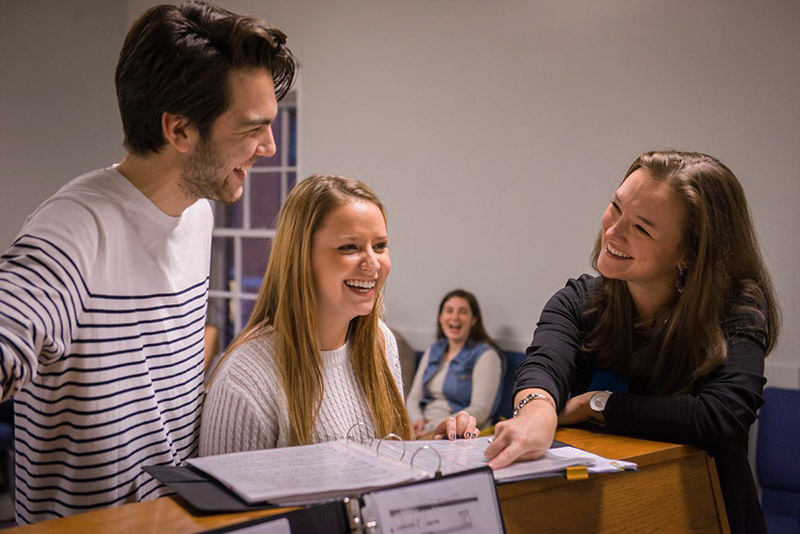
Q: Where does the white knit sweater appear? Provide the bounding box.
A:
[199,322,402,455]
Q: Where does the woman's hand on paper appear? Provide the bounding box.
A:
[484,391,558,470]
[431,411,478,440]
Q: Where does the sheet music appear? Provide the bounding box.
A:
[361,469,504,534]
[188,441,422,504]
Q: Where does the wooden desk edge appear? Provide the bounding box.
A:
[1,427,726,533]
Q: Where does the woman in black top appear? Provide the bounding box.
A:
[485,150,780,534]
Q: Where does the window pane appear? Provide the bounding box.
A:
[288,108,297,167]
[249,171,282,229]
[210,236,235,292]
[240,298,257,329]
[288,171,297,192]
[257,109,283,168]
[241,237,271,295]
[212,199,243,229]
[207,296,236,351]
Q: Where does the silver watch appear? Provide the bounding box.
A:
[589,390,612,412]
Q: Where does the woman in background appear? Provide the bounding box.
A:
[485,151,780,533]
[406,290,504,438]
[201,175,475,454]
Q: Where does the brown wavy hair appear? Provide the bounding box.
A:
[208,175,411,444]
[585,150,780,393]
[435,289,500,353]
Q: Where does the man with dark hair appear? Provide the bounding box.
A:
[0,1,296,523]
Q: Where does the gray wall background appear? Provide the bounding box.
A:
[1,0,798,387]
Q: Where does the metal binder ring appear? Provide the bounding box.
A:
[375,433,406,461]
[409,445,442,476]
[346,422,373,445]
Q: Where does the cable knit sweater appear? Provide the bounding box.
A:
[199,321,402,455]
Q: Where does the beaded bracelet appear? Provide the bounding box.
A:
[513,392,554,417]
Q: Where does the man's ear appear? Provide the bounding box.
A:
[161,112,198,154]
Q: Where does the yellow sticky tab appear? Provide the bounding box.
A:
[565,466,589,481]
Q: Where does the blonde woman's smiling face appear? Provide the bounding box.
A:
[311,200,390,327]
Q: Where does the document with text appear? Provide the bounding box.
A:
[186,437,637,506]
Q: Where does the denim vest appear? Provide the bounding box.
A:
[419,338,505,416]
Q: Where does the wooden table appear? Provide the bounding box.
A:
[499,426,730,533]
[0,426,730,533]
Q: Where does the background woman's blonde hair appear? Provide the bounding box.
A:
[586,150,781,393]
[209,175,411,444]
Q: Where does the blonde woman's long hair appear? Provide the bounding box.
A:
[208,175,411,445]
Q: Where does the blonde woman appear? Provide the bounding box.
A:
[200,175,476,454]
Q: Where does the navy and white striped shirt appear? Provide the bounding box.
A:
[0,167,213,523]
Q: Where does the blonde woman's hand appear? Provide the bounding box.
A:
[431,411,479,440]
[412,419,427,439]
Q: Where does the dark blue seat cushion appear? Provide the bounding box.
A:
[0,399,12,451]
[494,351,526,421]
[757,387,800,527]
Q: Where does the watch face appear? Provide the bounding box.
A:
[590,391,609,412]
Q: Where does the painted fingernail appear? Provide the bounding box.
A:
[450,433,455,440]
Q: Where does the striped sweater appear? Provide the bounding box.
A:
[0,166,212,524]
[200,323,402,454]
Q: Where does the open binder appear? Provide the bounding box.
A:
[193,466,505,534]
[144,428,634,531]
[179,437,634,507]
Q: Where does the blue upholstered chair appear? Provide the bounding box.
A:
[492,351,527,422]
[0,401,11,453]
[0,399,13,499]
[756,387,800,533]
[413,349,526,423]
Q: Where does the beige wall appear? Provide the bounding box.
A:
[0,0,127,247]
[2,0,798,386]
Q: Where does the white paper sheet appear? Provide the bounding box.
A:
[188,441,420,504]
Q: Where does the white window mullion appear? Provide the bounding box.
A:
[212,228,275,239]
[281,107,289,203]
[243,169,252,230]
[233,235,243,333]
[209,290,258,300]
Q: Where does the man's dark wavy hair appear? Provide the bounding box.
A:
[116,1,297,155]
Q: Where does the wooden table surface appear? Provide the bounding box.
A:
[0,425,729,533]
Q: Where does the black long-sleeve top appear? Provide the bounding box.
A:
[515,275,768,534]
